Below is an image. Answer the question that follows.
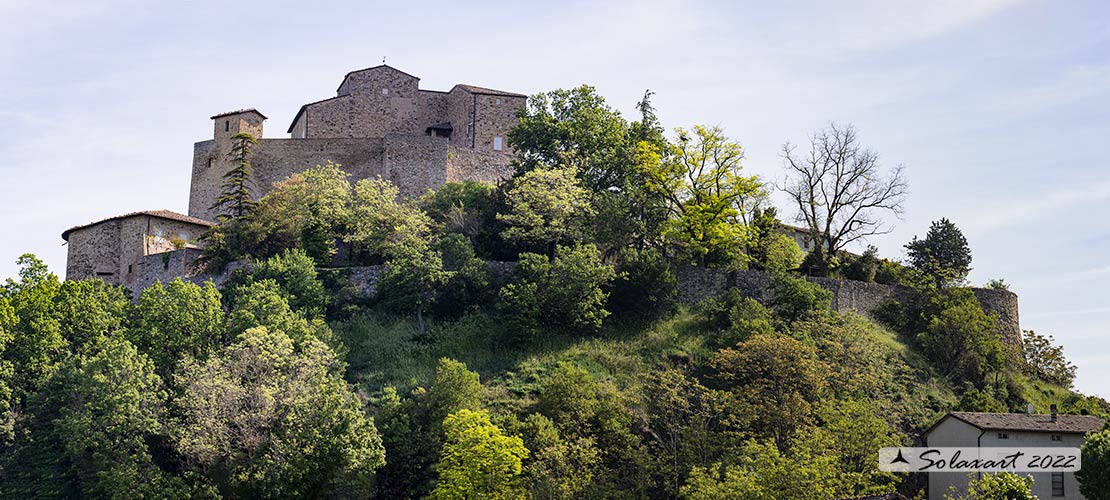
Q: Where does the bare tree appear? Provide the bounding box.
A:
[781,123,907,276]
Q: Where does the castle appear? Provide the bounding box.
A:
[62,65,527,288]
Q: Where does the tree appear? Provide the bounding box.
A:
[607,247,678,321]
[519,413,600,500]
[680,440,841,500]
[211,132,259,219]
[709,335,827,450]
[842,245,881,282]
[226,279,337,349]
[45,335,188,499]
[905,218,973,287]
[2,254,65,399]
[174,326,384,498]
[641,125,763,266]
[781,123,908,276]
[378,238,453,336]
[345,176,432,263]
[427,358,483,425]
[498,244,616,338]
[1078,429,1110,499]
[498,166,595,258]
[948,472,1037,500]
[643,368,726,498]
[232,248,329,319]
[128,279,225,378]
[768,274,833,323]
[429,409,530,500]
[52,279,129,352]
[509,85,633,192]
[917,295,1005,387]
[1022,330,1077,388]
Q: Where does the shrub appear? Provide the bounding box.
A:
[607,248,678,322]
[498,244,616,339]
[841,246,880,282]
[768,274,832,323]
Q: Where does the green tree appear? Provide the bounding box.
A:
[499,244,616,338]
[226,279,337,349]
[2,254,65,399]
[498,166,595,258]
[709,335,827,450]
[128,279,225,378]
[47,335,188,499]
[429,409,530,500]
[519,413,600,500]
[211,132,259,219]
[916,295,1004,387]
[768,274,833,323]
[52,279,129,352]
[509,85,633,192]
[237,248,329,319]
[680,440,841,500]
[643,368,727,498]
[420,181,504,255]
[1021,329,1077,387]
[345,176,432,263]
[842,246,881,282]
[948,472,1037,500]
[905,218,973,287]
[641,125,762,267]
[379,238,453,336]
[1078,429,1110,499]
[174,326,384,498]
[427,358,483,425]
[607,248,678,321]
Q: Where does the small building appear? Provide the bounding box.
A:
[62,210,213,293]
[923,410,1105,500]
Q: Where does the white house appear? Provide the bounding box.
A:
[923,410,1105,500]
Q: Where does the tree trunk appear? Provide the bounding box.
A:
[417,306,426,337]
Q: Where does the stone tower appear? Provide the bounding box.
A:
[212,109,266,148]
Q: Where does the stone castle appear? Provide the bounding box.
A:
[63,64,527,285]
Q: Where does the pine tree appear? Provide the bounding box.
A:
[211,132,259,219]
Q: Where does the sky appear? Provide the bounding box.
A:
[1,0,1107,397]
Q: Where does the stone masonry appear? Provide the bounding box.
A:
[190,65,526,221]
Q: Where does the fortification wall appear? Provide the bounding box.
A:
[383,134,450,197]
[673,266,1021,345]
[190,137,388,221]
[446,146,514,184]
[65,220,122,281]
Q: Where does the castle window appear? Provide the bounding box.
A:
[128,264,132,274]
[493,136,504,151]
[1052,472,1064,496]
[496,98,502,105]
[1052,435,1062,441]
[225,120,230,132]
[382,88,389,96]
[997,433,1009,439]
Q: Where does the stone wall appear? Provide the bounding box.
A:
[383,134,450,197]
[446,146,515,184]
[66,215,210,287]
[673,266,1022,345]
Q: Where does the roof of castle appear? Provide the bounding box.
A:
[452,84,527,98]
[928,412,1105,435]
[211,108,267,120]
[337,64,420,93]
[62,210,214,241]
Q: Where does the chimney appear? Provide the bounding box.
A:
[1050,404,1058,422]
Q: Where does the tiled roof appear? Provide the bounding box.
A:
[62,210,214,241]
[945,412,1105,434]
[453,84,527,98]
[210,108,268,120]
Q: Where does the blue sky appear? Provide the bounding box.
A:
[1,0,1107,397]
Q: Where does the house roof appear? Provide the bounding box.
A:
[210,108,267,120]
[930,412,1105,435]
[62,210,214,241]
[452,84,527,98]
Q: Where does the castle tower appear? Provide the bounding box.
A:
[211,109,266,148]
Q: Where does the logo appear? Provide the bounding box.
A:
[878,447,1081,473]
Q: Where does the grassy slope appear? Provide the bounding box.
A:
[333,306,1085,435]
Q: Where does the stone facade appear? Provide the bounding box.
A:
[189,65,524,221]
[62,211,213,292]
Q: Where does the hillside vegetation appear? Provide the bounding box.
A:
[0,86,1105,499]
